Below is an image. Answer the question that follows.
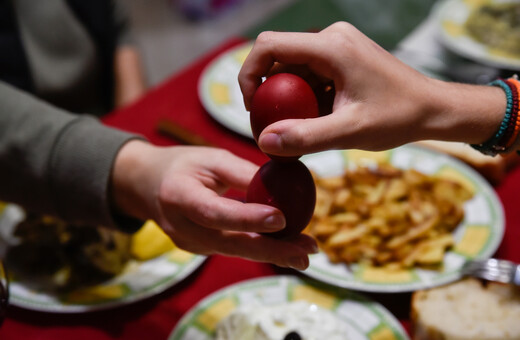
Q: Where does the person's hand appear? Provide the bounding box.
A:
[111,140,317,270]
[239,22,505,157]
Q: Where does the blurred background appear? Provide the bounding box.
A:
[124,0,297,86]
[123,0,512,89]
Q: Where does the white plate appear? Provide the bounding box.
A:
[300,145,504,293]
[198,41,254,138]
[434,0,520,70]
[168,275,410,340]
[0,204,206,313]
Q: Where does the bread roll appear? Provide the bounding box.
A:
[414,141,519,185]
[411,278,520,340]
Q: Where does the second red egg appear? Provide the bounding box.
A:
[246,159,316,239]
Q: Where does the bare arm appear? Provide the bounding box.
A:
[113,45,147,108]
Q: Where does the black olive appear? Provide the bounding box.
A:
[283,331,302,340]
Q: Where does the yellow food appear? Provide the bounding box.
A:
[305,163,473,269]
[131,220,175,260]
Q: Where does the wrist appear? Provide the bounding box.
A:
[419,78,505,144]
[111,139,156,222]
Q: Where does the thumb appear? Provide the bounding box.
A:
[257,110,358,156]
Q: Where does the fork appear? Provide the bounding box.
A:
[461,258,520,286]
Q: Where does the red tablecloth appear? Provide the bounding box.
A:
[2,38,520,340]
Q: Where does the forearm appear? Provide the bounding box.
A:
[113,46,147,108]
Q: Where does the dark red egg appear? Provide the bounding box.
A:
[250,73,319,160]
[247,159,316,239]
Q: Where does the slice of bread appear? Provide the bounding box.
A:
[411,278,520,340]
[414,141,519,185]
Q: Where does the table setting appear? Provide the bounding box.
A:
[1,0,520,339]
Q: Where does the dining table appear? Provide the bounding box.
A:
[1,0,520,339]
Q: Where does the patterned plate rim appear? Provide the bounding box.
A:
[197,41,254,138]
[168,275,410,340]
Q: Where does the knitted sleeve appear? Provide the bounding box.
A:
[0,81,142,230]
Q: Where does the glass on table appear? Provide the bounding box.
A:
[0,260,8,326]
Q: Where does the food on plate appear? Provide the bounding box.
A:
[6,214,132,291]
[215,300,349,340]
[4,214,175,291]
[464,2,520,57]
[249,73,319,160]
[411,278,520,340]
[305,163,473,269]
[247,160,316,239]
[130,220,175,260]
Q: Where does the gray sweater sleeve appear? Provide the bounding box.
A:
[0,81,141,228]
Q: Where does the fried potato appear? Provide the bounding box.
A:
[305,163,473,269]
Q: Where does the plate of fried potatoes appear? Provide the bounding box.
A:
[300,144,504,293]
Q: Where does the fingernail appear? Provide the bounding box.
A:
[308,242,319,254]
[259,133,282,152]
[295,238,319,254]
[264,214,286,230]
[288,256,308,270]
[301,243,319,255]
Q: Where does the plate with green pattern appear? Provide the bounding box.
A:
[198,41,254,138]
[168,275,409,340]
[0,204,206,313]
[299,144,504,293]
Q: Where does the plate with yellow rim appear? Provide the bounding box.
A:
[434,0,520,70]
[299,144,504,293]
[198,41,254,138]
[168,275,410,340]
[0,207,206,313]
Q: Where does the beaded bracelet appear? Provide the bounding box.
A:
[471,76,520,156]
[506,77,520,150]
[498,79,519,149]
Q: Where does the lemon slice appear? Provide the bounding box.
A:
[131,220,175,260]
